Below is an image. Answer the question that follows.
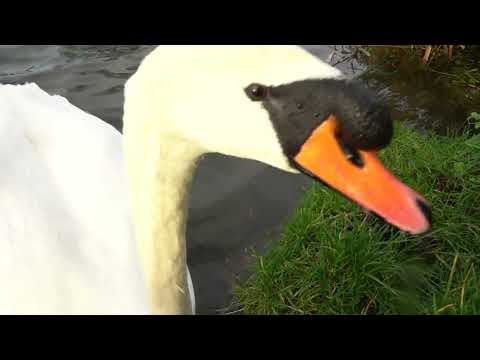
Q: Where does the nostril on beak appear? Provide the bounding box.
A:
[337,138,364,169]
[416,198,432,225]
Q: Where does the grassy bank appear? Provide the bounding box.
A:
[233,125,480,314]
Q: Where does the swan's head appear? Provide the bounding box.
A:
[125,45,431,235]
[240,78,431,235]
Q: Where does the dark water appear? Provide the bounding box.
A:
[355,47,474,135]
[2,45,361,314]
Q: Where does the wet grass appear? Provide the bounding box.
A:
[233,125,480,314]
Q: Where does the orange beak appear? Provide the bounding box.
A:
[293,116,431,235]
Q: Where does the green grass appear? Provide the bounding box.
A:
[233,125,480,314]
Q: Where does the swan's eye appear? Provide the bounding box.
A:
[245,83,268,101]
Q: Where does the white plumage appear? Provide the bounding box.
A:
[0,83,146,313]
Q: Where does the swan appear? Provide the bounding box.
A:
[0,45,431,315]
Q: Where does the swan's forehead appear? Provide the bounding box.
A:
[243,47,343,86]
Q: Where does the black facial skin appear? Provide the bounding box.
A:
[244,79,393,162]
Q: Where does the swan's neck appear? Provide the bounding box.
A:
[124,126,202,314]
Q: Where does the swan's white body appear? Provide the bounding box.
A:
[0,46,342,314]
[0,82,194,314]
[0,83,144,313]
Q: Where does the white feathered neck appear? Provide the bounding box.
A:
[122,45,342,314]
